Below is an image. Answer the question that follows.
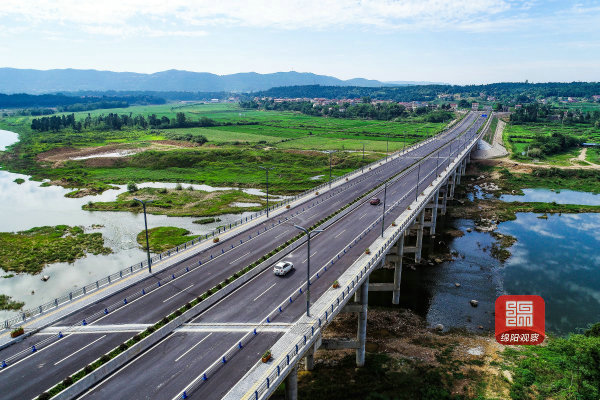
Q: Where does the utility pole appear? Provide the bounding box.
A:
[134,198,154,273]
[259,166,275,217]
[294,225,324,317]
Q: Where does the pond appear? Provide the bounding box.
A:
[0,130,283,320]
[500,188,600,206]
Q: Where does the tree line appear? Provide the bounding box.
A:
[241,99,454,122]
[510,103,600,128]
[30,112,258,132]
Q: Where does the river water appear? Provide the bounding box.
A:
[0,130,277,320]
[399,190,600,336]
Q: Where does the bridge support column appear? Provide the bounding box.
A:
[415,211,425,263]
[430,190,439,235]
[456,165,462,185]
[449,172,457,200]
[356,275,369,367]
[285,365,298,400]
[440,187,448,216]
[384,236,404,305]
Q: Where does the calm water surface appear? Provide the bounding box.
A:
[411,193,600,335]
[0,130,280,320]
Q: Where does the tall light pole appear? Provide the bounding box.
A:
[377,179,388,238]
[259,166,275,217]
[294,225,324,317]
[386,133,390,161]
[325,150,337,188]
[134,198,153,273]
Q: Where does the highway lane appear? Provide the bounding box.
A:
[1,113,480,399]
[76,115,486,400]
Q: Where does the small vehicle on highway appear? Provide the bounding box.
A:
[273,261,294,276]
[369,197,381,205]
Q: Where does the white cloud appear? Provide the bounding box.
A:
[0,0,514,36]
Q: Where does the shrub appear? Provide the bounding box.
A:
[38,392,51,400]
[100,355,110,363]
[185,302,192,310]
[127,182,138,192]
[119,343,128,352]
[161,317,169,325]
[10,326,24,338]
[175,183,183,190]
[213,237,220,243]
[62,376,73,386]
[84,364,94,373]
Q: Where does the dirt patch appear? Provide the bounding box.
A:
[37,144,141,167]
[149,140,200,148]
[305,308,510,399]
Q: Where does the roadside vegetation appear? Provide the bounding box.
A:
[0,225,112,274]
[502,323,600,400]
[0,294,24,311]
[83,187,267,216]
[136,227,199,253]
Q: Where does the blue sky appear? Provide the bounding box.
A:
[1,0,599,84]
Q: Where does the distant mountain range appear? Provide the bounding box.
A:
[0,68,440,94]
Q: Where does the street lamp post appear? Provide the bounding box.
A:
[386,133,390,161]
[377,179,388,238]
[134,198,153,273]
[325,151,337,188]
[259,166,275,217]
[294,225,324,317]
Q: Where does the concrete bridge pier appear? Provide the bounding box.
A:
[384,234,405,304]
[356,275,369,367]
[424,190,439,236]
[285,365,298,400]
[449,172,457,200]
[440,187,448,216]
[414,211,425,263]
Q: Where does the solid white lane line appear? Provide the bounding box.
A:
[175,333,213,362]
[54,335,106,366]
[334,229,346,238]
[253,283,276,302]
[229,252,251,265]
[162,284,194,303]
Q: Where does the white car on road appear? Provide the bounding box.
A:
[273,261,294,276]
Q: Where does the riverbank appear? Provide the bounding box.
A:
[273,308,508,400]
[275,307,600,400]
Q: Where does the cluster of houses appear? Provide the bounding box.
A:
[254,96,458,111]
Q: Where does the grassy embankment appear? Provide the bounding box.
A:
[502,323,600,400]
[84,187,267,217]
[0,225,112,274]
[0,294,24,311]
[136,227,199,253]
[503,122,600,165]
[0,103,444,196]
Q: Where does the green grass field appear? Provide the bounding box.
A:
[0,103,449,195]
[503,122,600,164]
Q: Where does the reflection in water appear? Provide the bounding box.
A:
[501,213,600,334]
[500,189,600,206]
[392,213,600,336]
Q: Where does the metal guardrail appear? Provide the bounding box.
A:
[245,115,488,400]
[175,114,486,399]
[2,118,470,331]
